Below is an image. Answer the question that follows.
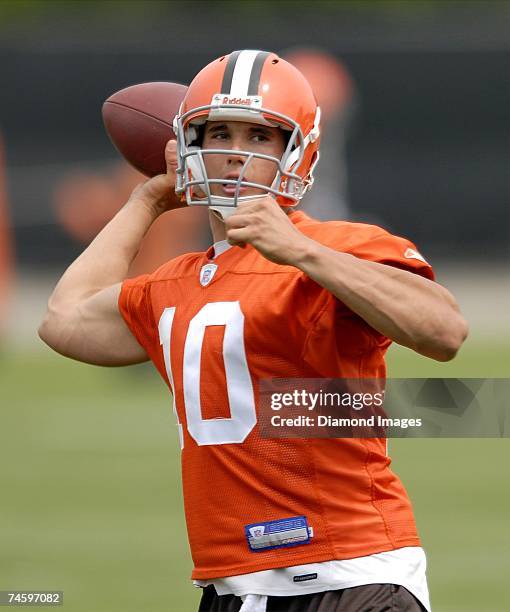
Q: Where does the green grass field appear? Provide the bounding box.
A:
[1,335,509,611]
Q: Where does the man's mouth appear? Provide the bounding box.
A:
[221,175,248,195]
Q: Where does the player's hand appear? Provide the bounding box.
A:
[225,196,313,266]
[128,140,184,215]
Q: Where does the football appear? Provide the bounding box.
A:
[102,81,188,177]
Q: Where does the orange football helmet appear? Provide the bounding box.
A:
[174,49,321,216]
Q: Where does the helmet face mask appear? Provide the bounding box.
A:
[174,50,321,218]
[175,104,308,211]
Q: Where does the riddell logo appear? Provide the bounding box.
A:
[222,96,255,105]
[211,94,261,108]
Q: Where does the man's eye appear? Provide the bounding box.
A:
[212,132,228,140]
[252,134,269,142]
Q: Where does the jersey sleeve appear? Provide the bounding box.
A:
[344,227,435,281]
[118,275,159,361]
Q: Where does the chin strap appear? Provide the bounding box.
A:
[210,209,224,222]
[210,206,235,220]
[210,194,267,220]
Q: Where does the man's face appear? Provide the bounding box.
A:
[201,120,287,198]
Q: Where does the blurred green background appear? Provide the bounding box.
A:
[1,335,509,612]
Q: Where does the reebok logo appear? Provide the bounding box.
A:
[404,247,428,264]
[293,573,318,583]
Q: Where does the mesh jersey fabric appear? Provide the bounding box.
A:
[118,210,434,580]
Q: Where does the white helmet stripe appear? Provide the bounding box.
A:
[230,50,261,96]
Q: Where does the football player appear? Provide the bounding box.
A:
[39,50,468,612]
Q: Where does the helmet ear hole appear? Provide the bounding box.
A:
[187,125,205,145]
[189,124,205,147]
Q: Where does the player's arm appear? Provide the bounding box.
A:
[225,198,468,362]
[294,246,468,361]
[41,282,146,366]
[39,141,182,366]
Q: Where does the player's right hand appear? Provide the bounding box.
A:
[128,140,185,214]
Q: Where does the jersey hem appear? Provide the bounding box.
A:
[190,538,422,580]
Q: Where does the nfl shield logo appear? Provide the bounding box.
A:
[249,526,265,539]
[200,263,218,286]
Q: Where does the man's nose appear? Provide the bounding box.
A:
[226,143,246,164]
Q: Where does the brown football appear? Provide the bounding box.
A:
[102,82,188,177]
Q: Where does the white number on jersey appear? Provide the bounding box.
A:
[158,301,256,447]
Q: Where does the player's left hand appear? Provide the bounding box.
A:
[224,196,313,266]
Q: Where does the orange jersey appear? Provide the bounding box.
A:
[119,211,434,580]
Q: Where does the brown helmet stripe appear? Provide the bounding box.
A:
[247,51,270,95]
[220,50,242,94]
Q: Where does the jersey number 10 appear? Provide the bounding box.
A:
[158,301,257,448]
